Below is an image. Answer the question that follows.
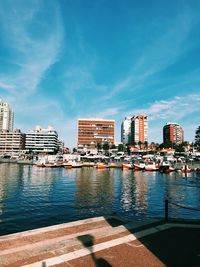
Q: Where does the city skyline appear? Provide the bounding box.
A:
[0,0,200,148]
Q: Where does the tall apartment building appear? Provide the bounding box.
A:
[0,100,14,131]
[163,123,184,145]
[121,117,131,144]
[26,126,58,153]
[130,115,148,144]
[78,118,115,149]
[0,129,25,155]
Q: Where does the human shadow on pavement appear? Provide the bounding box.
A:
[77,215,200,267]
[104,216,200,267]
[77,234,112,267]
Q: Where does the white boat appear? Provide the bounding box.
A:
[145,162,159,171]
[68,161,83,168]
[159,161,175,173]
[133,162,145,171]
[36,158,48,167]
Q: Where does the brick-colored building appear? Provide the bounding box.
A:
[130,115,148,144]
[0,129,26,155]
[77,118,115,149]
[163,123,184,145]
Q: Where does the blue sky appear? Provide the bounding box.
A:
[0,0,200,148]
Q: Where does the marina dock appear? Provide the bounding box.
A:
[0,216,200,266]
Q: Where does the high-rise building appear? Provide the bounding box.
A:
[0,129,25,155]
[0,100,14,131]
[130,115,148,144]
[25,126,58,153]
[78,118,115,149]
[121,117,131,144]
[163,123,184,145]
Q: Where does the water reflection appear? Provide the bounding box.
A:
[75,168,115,215]
[135,172,149,214]
[0,163,200,235]
[120,171,136,212]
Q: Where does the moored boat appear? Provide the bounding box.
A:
[36,158,48,167]
[63,163,72,169]
[82,162,95,167]
[96,163,109,169]
[45,163,58,168]
[145,161,159,171]
[181,165,191,173]
[122,163,133,170]
[159,161,175,173]
[109,162,119,168]
[133,162,145,171]
[70,161,83,168]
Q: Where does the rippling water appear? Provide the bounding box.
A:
[0,163,200,235]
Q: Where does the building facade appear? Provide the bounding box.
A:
[0,129,25,155]
[78,118,115,149]
[130,115,148,144]
[0,100,14,131]
[163,123,184,145]
[121,117,131,144]
[26,126,58,153]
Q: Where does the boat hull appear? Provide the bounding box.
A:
[122,164,133,170]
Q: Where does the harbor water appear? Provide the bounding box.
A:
[0,163,200,236]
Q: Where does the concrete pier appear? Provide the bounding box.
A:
[0,216,200,266]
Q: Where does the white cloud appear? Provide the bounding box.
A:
[0,0,63,96]
[125,94,200,142]
[0,80,15,90]
[94,107,120,118]
[128,94,200,121]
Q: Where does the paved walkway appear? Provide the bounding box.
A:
[0,216,199,267]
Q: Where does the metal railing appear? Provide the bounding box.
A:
[164,199,200,222]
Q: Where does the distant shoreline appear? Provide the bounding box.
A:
[0,159,200,170]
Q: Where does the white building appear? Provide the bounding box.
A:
[0,100,14,131]
[121,117,131,144]
[26,126,58,153]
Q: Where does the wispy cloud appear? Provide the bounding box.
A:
[0,80,15,91]
[128,94,200,121]
[92,107,120,118]
[0,0,63,96]
[63,66,108,110]
[123,94,200,142]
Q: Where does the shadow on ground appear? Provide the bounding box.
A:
[78,234,112,267]
[77,216,200,267]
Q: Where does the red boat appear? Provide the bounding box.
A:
[96,163,108,169]
[122,163,133,170]
[181,165,191,173]
[133,162,145,171]
[144,162,159,171]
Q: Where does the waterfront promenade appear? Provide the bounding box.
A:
[0,216,200,267]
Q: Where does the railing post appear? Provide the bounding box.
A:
[165,199,168,222]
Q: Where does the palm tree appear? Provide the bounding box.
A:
[195,126,200,151]
[132,141,137,147]
[138,141,143,150]
[144,141,148,151]
[96,143,102,153]
[103,142,109,154]
[118,144,124,152]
